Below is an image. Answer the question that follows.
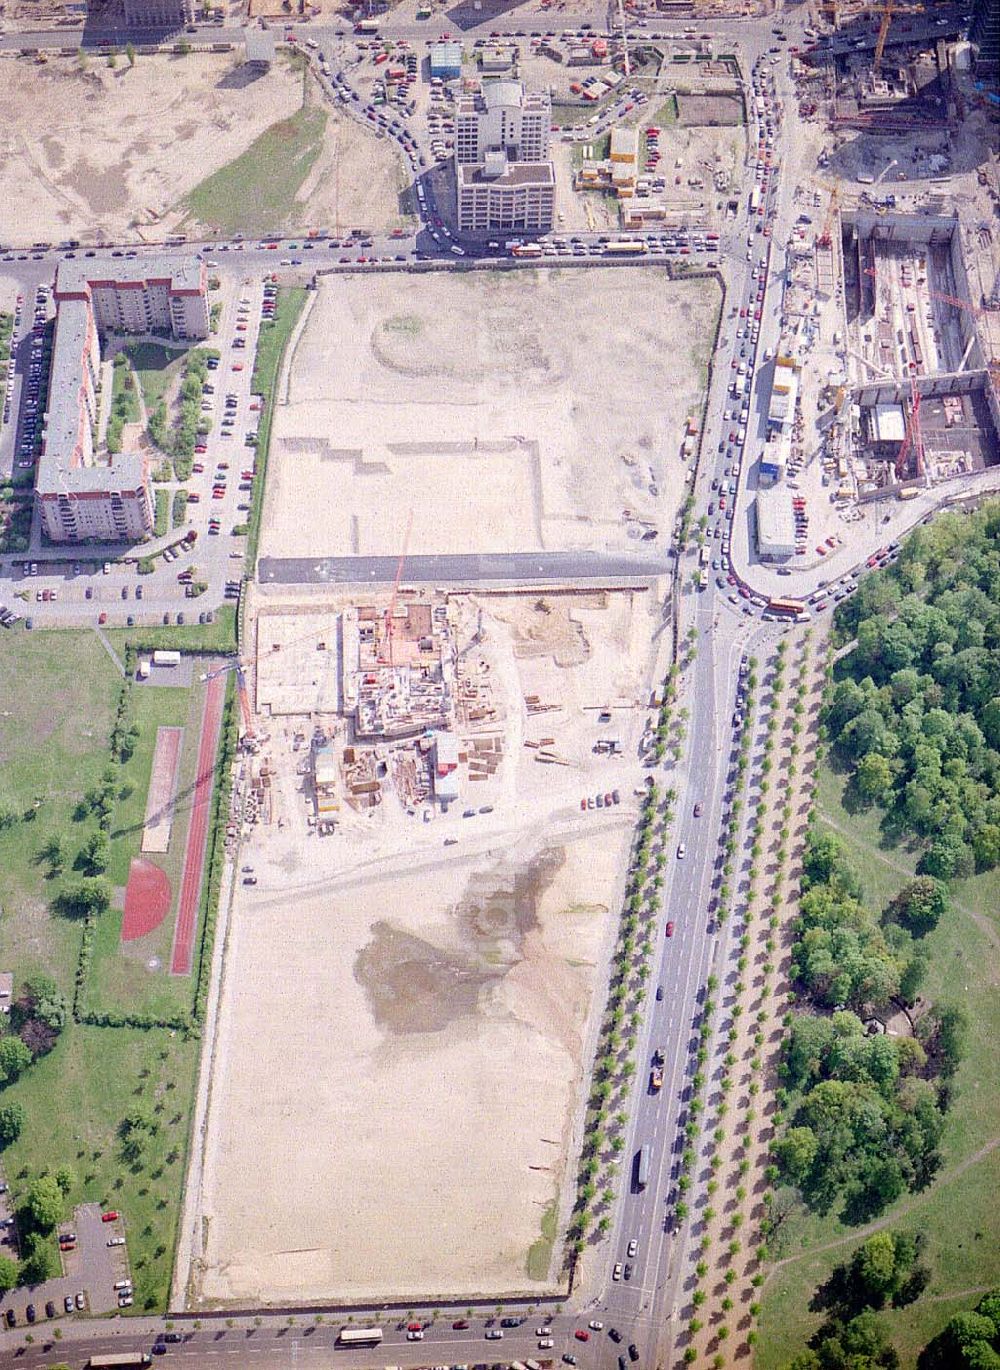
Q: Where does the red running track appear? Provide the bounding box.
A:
[170,673,226,976]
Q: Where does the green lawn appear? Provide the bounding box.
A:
[0,629,223,1310]
[1,1023,200,1311]
[246,287,308,566]
[111,356,141,424]
[756,760,1000,1370]
[123,342,186,413]
[180,103,328,237]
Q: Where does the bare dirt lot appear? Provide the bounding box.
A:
[0,53,404,245]
[260,269,720,561]
[192,586,666,1305]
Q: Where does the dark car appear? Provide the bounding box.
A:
[45,1301,56,1318]
[4,1309,16,1327]
[500,1318,522,1328]
[25,1305,36,1323]
[629,1346,639,1362]
[609,1329,623,1343]
[64,1296,74,1313]
[624,1263,633,1280]
[164,1332,183,1343]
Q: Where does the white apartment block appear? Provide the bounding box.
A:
[456,163,556,233]
[37,256,208,545]
[455,80,556,233]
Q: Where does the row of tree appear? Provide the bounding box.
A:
[827,503,1000,876]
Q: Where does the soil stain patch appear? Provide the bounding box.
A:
[355,848,565,1034]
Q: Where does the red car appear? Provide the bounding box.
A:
[231,363,244,371]
[453,1320,470,1330]
[102,1211,119,1223]
[407,1323,422,1333]
[665,921,675,937]
[575,1331,590,1342]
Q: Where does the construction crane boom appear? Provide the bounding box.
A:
[873,0,894,76]
[383,508,414,668]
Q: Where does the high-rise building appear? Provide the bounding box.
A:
[37,257,209,545]
[455,80,556,234]
[970,0,999,66]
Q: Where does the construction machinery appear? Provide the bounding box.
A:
[895,374,925,479]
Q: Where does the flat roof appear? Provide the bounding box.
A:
[55,255,204,298]
[458,161,555,188]
[756,487,797,551]
[872,403,907,442]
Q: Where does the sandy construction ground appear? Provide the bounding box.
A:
[0,54,403,245]
[0,54,299,243]
[196,827,629,1304]
[260,269,720,561]
[193,586,665,1305]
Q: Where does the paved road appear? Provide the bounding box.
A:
[258,550,673,587]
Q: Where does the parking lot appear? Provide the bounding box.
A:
[0,1200,130,1330]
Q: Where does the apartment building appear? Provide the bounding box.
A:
[37,256,208,545]
[455,80,556,233]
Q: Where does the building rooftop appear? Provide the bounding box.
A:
[483,78,526,109]
[458,161,556,188]
[55,255,204,299]
[756,487,797,552]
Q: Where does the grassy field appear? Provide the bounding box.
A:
[106,606,238,657]
[0,630,213,1309]
[111,355,141,424]
[756,759,1000,1370]
[179,101,327,238]
[1,1023,201,1311]
[123,341,186,413]
[246,286,308,566]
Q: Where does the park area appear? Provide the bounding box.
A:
[0,50,405,245]
[0,629,228,1309]
[259,268,719,563]
[757,759,1000,1369]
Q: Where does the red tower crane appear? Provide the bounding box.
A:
[382,508,414,668]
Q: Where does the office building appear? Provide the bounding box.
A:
[455,81,556,233]
[37,256,208,545]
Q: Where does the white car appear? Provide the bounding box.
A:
[589,1320,604,1331]
[107,1236,126,1247]
[613,1262,623,1281]
[677,843,686,859]
[407,1330,424,1341]
[539,1339,555,1349]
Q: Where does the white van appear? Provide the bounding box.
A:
[450,244,465,256]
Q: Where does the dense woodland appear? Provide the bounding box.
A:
[825,503,1000,876]
[773,830,963,1224]
[773,506,1000,1366]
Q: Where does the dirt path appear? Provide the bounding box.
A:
[763,1134,1000,1287]
[818,812,1000,959]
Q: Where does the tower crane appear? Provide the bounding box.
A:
[895,374,924,480]
[381,508,414,669]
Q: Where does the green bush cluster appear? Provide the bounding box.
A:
[827,502,1000,876]
[153,489,169,539]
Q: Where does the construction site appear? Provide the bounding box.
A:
[190,578,669,1306]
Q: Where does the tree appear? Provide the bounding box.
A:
[853,1232,900,1303]
[81,829,111,875]
[54,1165,75,1196]
[19,1231,55,1284]
[25,1175,63,1233]
[856,752,894,805]
[0,1255,18,1292]
[0,1036,32,1085]
[55,875,110,920]
[888,877,948,937]
[0,1102,26,1148]
[126,41,136,65]
[773,1126,818,1184]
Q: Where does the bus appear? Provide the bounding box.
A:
[766,597,807,618]
[603,240,647,256]
[634,1144,650,1191]
[87,1355,153,1369]
[354,17,380,32]
[512,243,543,258]
[338,1327,384,1346]
[698,544,710,567]
[749,186,761,215]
